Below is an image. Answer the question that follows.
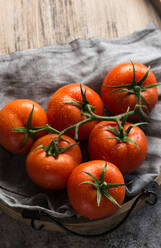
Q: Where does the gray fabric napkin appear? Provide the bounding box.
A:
[0,23,161,219]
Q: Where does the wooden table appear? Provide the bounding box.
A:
[0,0,160,54]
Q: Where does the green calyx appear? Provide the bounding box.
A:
[61,84,95,118]
[35,137,77,157]
[12,105,60,149]
[80,164,124,207]
[12,105,36,148]
[103,112,147,151]
[106,61,161,112]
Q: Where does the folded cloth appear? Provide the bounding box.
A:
[0,23,161,218]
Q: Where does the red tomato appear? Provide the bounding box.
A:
[88,121,148,175]
[26,134,82,190]
[0,99,48,154]
[67,160,125,219]
[47,83,104,140]
[101,62,158,118]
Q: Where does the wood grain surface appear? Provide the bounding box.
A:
[0,0,160,53]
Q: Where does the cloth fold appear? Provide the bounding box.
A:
[0,23,161,218]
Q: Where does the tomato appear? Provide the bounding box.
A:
[101,62,158,118]
[88,121,148,175]
[26,133,82,190]
[47,83,104,140]
[0,99,48,154]
[67,160,125,219]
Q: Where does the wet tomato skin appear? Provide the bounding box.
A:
[26,133,82,190]
[0,99,48,154]
[101,62,158,119]
[88,121,148,175]
[67,160,125,219]
[47,83,104,140]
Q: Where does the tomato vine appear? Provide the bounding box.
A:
[12,63,161,152]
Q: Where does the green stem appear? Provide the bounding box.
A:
[29,124,60,134]
[37,102,149,141]
[115,119,125,139]
[54,105,136,141]
[86,104,136,122]
[57,117,92,141]
[12,81,151,148]
[134,87,151,121]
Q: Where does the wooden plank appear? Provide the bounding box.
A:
[0,0,160,53]
[151,0,161,16]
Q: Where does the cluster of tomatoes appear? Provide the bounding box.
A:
[0,62,159,219]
